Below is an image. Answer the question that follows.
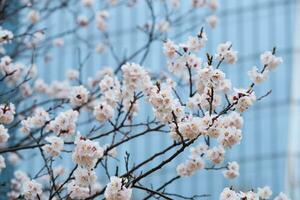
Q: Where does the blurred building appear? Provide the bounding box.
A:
[17,0,300,199]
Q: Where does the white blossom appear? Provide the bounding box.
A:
[34,79,48,93]
[67,181,90,199]
[66,69,79,80]
[231,88,256,113]
[42,136,64,157]
[208,0,219,10]
[176,163,189,177]
[0,124,9,143]
[27,10,40,24]
[157,20,170,33]
[0,27,13,45]
[178,117,202,139]
[69,85,89,106]
[93,101,114,122]
[257,186,272,199]
[0,103,15,124]
[20,107,50,134]
[248,66,269,84]
[274,192,290,200]
[240,191,259,200]
[74,167,97,187]
[47,80,70,98]
[219,187,239,200]
[8,153,20,166]
[22,180,43,200]
[206,146,225,164]
[260,51,283,70]
[96,10,109,31]
[206,15,218,28]
[52,38,64,47]
[82,0,94,7]
[72,134,104,169]
[95,42,107,53]
[0,155,5,172]
[8,170,30,199]
[223,161,239,179]
[163,39,178,58]
[219,127,242,148]
[104,176,132,200]
[216,42,237,64]
[48,110,78,137]
[185,32,207,52]
[190,143,208,156]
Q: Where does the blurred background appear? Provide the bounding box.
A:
[2,0,300,199]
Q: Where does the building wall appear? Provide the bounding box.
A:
[18,0,299,198]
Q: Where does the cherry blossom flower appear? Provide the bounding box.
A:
[42,136,64,157]
[260,51,283,70]
[219,187,239,200]
[0,124,9,143]
[27,10,40,24]
[257,186,272,199]
[52,38,64,47]
[104,176,132,200]
[223,161,240,179]
[69,85,89,106]
[66,69,79,81]
[22,180,43,200]
[206,15,218,28]
[0,27,13,45]
[48,110,79,137]
[206,146,225,164]
[274,192,290,200]
[82,0,94,7]
[72,134,104,169]
[0,155,5,172]
[0,103,15,124]
[248,66,269,84]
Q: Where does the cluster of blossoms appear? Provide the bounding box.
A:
[42,136,64,157]
[222,161,239,179]
[176,145,206,176]
[121,62,152,113]
[68,134,104,198]
[0,55,37,89]
[0,124,9,144]
[0,26,13,45]
[163,31,207,78]
[104,176,132,200]
[220,186,290,200]
[47,109,78,137]
[71,134,104,169]
[67,167,102,199]
[248,51,283,85]
[20,107,50,134]
[161,30,281,190]
[215,41,238,64]
[0,0,290,199]
[0,103,15,172]
[0,103,16,124]
[148,81,184,123]
[93,69,121,122]
[22,180,43,200]
[7,170,30,199]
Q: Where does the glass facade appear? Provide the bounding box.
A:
[14,0,299,199]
